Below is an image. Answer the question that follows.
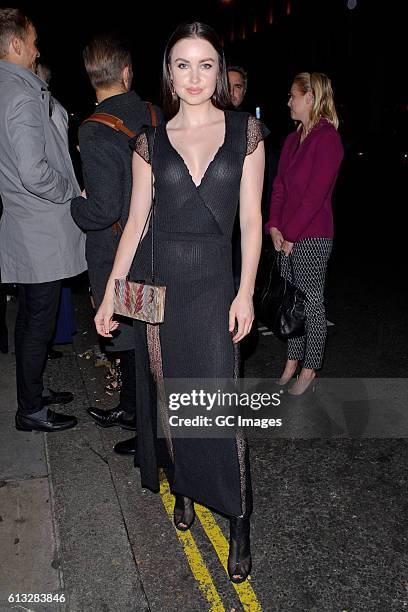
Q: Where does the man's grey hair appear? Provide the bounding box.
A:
[227,65,248,88]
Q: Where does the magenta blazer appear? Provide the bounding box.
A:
[265,117,344,243]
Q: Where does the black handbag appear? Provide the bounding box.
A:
[255,242,307,340]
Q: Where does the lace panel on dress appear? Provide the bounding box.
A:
[246,116,263,156]
[233,342,249,516]
[133,132,150,164]
[146,324,174,461]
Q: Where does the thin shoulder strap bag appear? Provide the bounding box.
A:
[82,102,165,325]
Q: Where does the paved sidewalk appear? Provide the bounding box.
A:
[0,300,64,611]
[0,299,149,612]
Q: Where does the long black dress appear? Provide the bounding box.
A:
[130,110,269,517]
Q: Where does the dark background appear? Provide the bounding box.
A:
[13,0,407,152]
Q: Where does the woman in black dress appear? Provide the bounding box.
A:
[95,22,268,583]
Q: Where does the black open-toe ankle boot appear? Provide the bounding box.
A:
[173,495,195,532]
[228,514,252,583]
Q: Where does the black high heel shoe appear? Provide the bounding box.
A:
[228,515,252,584]
[173,495,195,532]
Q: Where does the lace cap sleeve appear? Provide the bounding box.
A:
[129,131,150,164]
[246,116,270,155]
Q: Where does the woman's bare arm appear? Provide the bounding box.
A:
[229,141,264,342]
[95,152,153,336]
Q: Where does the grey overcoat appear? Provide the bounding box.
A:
[0,60,86,283]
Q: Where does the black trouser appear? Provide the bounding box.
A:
[115,349,136,416]
[280,238,332,370]
[15,281,61,415]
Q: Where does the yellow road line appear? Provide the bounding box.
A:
[159,473,225,612]
[195,503,262,612]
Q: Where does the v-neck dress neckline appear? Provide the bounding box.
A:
[164,111,228,190]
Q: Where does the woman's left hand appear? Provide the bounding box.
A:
[281,240,294,256]
[229,293,255,343]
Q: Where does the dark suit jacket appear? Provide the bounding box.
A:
[71,91,162,351]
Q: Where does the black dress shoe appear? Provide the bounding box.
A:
[42,389,74,406]
[114,438,173,471]
[15,408,78,432]
[114,437,137,455]
[48,347,63,360]
[87,406,137,430]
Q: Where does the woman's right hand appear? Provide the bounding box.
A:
[270,227,284,251]
[94,294,118,338]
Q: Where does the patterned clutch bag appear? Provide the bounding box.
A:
[113,278,166,324]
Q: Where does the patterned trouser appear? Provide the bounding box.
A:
[280,238,333,369]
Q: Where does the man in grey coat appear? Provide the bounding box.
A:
[0,9,86,432]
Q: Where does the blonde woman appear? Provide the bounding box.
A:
[266,72,344,395]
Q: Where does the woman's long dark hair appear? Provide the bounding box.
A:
[162,21,231,119]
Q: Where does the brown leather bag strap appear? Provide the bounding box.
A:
[81,112,136,137]
[81,102,157,134]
